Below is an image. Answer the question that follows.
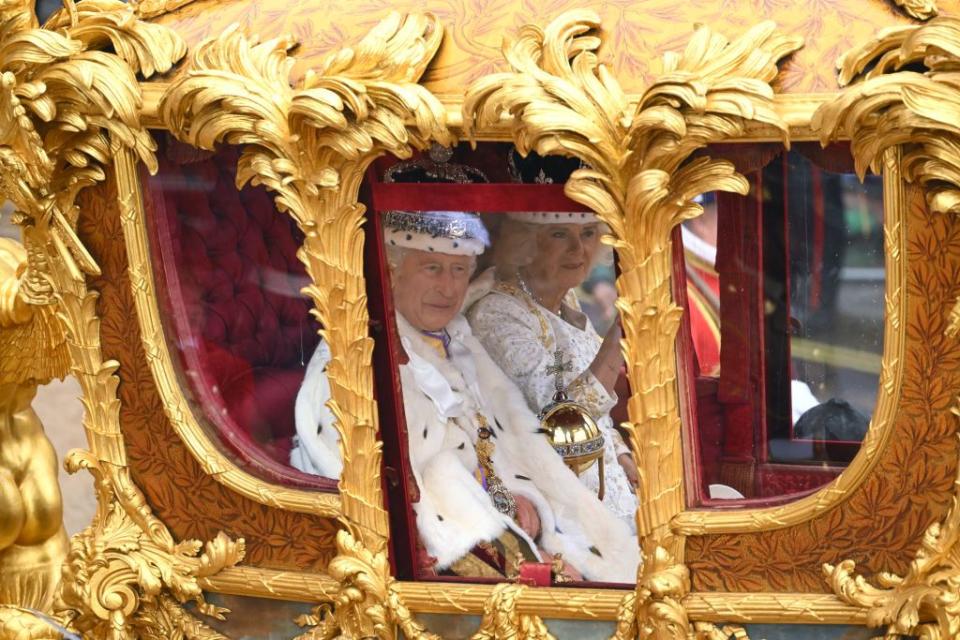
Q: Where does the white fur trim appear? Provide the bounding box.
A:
[506,211,598,225]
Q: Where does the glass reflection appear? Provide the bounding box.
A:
[682,144,885,503]
[146,135,331,489]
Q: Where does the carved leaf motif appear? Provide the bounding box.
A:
[159,12,449,553]
[466,11,799,638]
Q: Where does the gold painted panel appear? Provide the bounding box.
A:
[148,0,960,95]
[685,180,960,591]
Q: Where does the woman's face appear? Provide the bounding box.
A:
[528,222,601,290]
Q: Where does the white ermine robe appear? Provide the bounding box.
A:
[291,313,639,582]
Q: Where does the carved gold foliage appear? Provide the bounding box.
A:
[893,0,938,21]
[465,11,800,549]
[57,449,244,639]
[471,583,554,640]
[823,460,960,639]
[814,18,960,636]
[813,15,960,339]
[291,530,437,640]
[466,12,799,638]
[612,543,692,640]
[158,11,449,550]
[0,606,73,640]
[814,15,960,216]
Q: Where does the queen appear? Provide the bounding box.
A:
[467,151,639,527]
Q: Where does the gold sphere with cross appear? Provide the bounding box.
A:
[539,350,605,498]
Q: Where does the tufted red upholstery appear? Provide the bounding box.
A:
[146,142,332,488]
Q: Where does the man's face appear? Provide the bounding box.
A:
[392,249,473,331]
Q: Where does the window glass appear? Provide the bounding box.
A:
[366,144,639,584]
[146,134,333,489]
[680,143,885,504]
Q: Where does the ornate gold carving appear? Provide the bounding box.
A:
[813,16,960,637]
[0,2,246,638]
[0,238,69,614]
[113,126,341,518]
[130,0,199,20]
[672,152,908,535]
[291,530,437,640]
[691,623,749,640]
[0,606,70,639]
[465,12,799,638]
[158,11,449,638]
[893,0,937,21]
[158,11,449,548]
[472,583,554,640]
[814,15,960,341]
[823,459,960,638]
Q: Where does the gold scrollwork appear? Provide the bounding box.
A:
[813,14,960,638]
[824,459,960,638]
[472,583,554,640]
[0,238,69,615]
[292,530,438,640]
[0,1,245,638]
[465,10,799,638]
[814,14,960,340]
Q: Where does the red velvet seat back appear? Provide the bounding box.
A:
[147,142,331,488]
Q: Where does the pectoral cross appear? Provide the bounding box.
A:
[546,349,573,395]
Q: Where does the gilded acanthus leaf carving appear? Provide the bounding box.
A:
[160,12,448,640]
[465,11,799,639]
[893,0,938,21]
[471,583,554,640]
[160,11,449,550]
[0,2,246,639]
[813,17,960,332]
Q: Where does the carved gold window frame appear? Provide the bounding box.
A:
[119,7,916,626]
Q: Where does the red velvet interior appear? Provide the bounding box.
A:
[145,140,335,490]
[680,143,862,505]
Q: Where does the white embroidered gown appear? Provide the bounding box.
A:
[468,281,639,528]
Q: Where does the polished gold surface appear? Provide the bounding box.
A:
[113,123,342,518]
[0,0,955,635]
[157,12,452,639]
[540,398,604,477]
[671,153,908,536]
[824,462,960,638]
[472,584,554,640]
[894,0,938,19]
[815,14,960,341]
[465,11,799,638]
[0,238,68,614]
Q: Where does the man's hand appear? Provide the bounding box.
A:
[416,543,439,577]
[514,494,541,540]
[618,453,639,489]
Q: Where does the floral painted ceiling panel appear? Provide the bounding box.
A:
[151,0,960,94]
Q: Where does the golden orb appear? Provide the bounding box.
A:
[539,390,605,499]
